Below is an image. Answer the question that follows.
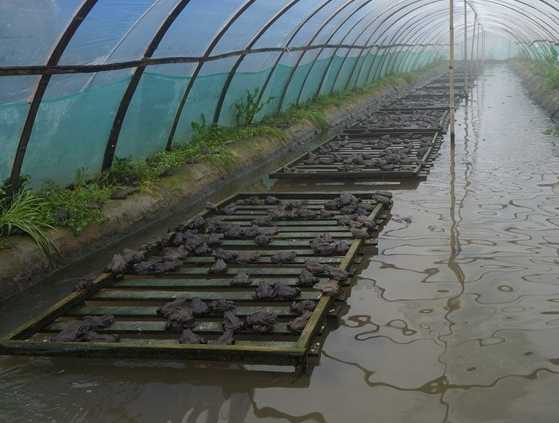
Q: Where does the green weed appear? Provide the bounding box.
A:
[543,127,559,136]
[0,185,56,257]
[40,179,111,235]
[234,89,266,127]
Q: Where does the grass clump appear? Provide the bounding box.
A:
[234,89,267,127]
[40,175,112,235]
[543,127,559,136]
[0,183,57,257]
[104,110,287,190]
[265,106,329,133]
[522,57,559,90]
[545,67,559,90]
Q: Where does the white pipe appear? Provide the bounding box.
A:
[449,0,456,143]
[464,0,468,97]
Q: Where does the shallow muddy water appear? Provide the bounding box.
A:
[2,65,559,422]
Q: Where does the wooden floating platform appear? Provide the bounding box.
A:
[0,192,392,368]
[383,99,452,109]
[420,84,466,91]
[270,127,442,181]
[350,109,449,131]
[380,105,449,112]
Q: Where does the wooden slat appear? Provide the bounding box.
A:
[182,256,342,264]
[116,277,321,288]
[69,304,299,317]
[92,289,321,301]
[47,319,295,335]
[172,267,311,276]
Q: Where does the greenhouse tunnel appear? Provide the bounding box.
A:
[1,0,554,190]
[4,0,559,421]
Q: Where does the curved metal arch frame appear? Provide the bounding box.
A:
[400,23,466,73]
[399,18,542,71]
[460,23,546,57]
[397,23,468,74]
[314,1,449,97]
[399,14,544,71]
[323,1,416,95]
[296,0,437,106]
[357,0,559,88]
[312,3,386,97]
[469,0,559,34]
[8,0,98,190]
[368,3,480,82]
[369,3,451,82]
[346,0,445,91]
[475,0,559,40]
[210,0,308,125]
[364,0,555,84]
[250,0,339,118]
[353,0,445,89]
[428,11,552,48]
[294,0,381,106]
[83,0,166,92]
[296,2,384,103]
[455,24,539,60]
[382,11,480,79]
[389,23,452,76]
[165,0,258,150]
[298,0,436,105]
[274,0,367,114]
[328,0,433,93]
[391,11,466,74]
[364,12,534,81]
[102,0,193,171]
[396,22,515,75]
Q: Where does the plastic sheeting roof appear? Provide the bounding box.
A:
[0,0,557,187]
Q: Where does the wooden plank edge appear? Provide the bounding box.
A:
[0,339,306,365]
[3,273,115,341]
[295,202,383,351]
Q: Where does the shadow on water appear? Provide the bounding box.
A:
[4,64,559,422]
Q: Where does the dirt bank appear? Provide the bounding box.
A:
[0,68,443,302]
[512,61,559,119]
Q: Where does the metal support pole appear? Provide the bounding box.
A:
[483,31,487,62]
[481,30,485,63]
[470,19,477,78]
[449,0,456,143]
[475,24,481,73]
[463,0,468,97]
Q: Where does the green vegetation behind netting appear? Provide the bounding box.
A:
[0,65,438,255]
[518,51,559,135]
[522,48,559,89]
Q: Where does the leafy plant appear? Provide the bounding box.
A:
[545,67,559,90]
[0,185,56,257]
[543,127,559,136]
[102,157,145,187]
[234,89,267,127]
[543,45,558,66]
[41,181,111,235]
